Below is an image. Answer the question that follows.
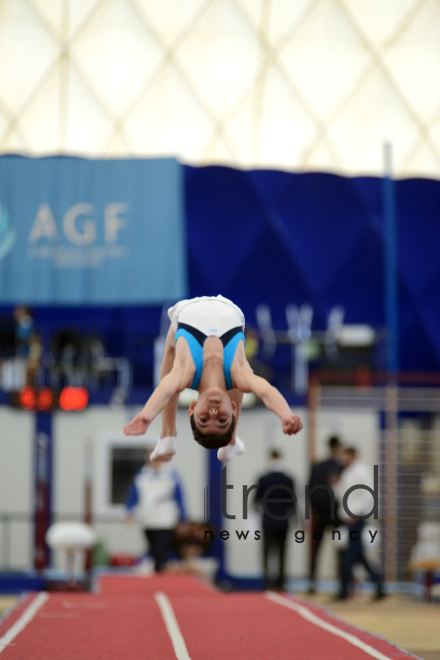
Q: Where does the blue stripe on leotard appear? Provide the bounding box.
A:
[175,327,203,390]
[223,332,245,390]
[175,325,245,391]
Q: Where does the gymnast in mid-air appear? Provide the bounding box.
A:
[123,295,303,462]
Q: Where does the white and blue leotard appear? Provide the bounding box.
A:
[168,296,245,391]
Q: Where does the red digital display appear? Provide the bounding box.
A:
[59,386,89,411]
[36,387,54,411]
[19,386,37,410]
[13,386,89,411]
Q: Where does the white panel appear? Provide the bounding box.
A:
[384,0,440,123]
[177,0,261,116]
[30,0,64,34]
[232,0,265,33]
[18,67,61,152]
[338,0,422,46]
[54,407,144,515]
[1,130,30,152]
[0,409,34,570]
[258,67,317,168]
[268,0,318,45]
[329,68,421,175]
[304,138,343,171]
[202,134,238,163]
[385,44,440,125]
[279,0,372,120]
[0,111,9,143]
[131,0,211,43]
[64,67,115,152]
[0,409,33,512]
[222,91,261,164]
[105,132,132,154]
[68,0,103,36]
[126,65,215,158]
[72,0,164,115]
[404,139,440,180]
[0,0,58,109]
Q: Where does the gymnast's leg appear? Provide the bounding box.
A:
[150,326,178,464]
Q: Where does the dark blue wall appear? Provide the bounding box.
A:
[186,166,440,373]
[2,165,440,381]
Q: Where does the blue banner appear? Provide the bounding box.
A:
[0,156,187,304]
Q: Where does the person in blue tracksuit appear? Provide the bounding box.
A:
[126,458,186,572]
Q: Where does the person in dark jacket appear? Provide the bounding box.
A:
[254,450,296,591]
[308,435,344,593]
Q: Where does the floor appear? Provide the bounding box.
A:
[0,598,17,620]
[303,592,440,660]
[0,589,439,659]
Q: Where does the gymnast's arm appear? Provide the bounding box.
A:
[159,325,179,438]
[123,367,189,436]
[233,368,303,435]
[124,328,192,436]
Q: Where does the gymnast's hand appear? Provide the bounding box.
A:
[282,414,303,435]
[123,411,150,435]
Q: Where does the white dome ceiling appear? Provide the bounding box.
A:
[1,0,439,177]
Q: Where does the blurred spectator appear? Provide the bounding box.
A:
[0,312,17,391]
[254,449,296,591]
[308,435,344,593]
[13,306,36,358]
[245,327,274,382]
[26,329,43,386]
[334,447,384,601]
[167,521,218,583]
[125,450,186,572]
[0,312,16,357]
[0,306,42,390]
[47,328,83,388]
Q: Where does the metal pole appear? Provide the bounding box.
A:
[307,378,320,465]
[294,342,308,395]
[34,413,53,572]
[84,439,93,572]
[384,386,399,583]
[0,514,11,570]
[383,143,399,375]
[382,142,399,583]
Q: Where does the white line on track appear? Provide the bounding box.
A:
[154,592,191,660]
[266,592,395,660]
[0,593,49,653]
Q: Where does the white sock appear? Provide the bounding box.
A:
[217,436,245,462]
[150,436,177,464]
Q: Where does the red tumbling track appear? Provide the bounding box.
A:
[0,575,419,659]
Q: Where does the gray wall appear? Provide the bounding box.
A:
[0,403,379,580]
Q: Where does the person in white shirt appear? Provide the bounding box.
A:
[125,455,186,572]
[334,447,384,601]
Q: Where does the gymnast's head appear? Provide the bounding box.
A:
[188,388,237,449]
